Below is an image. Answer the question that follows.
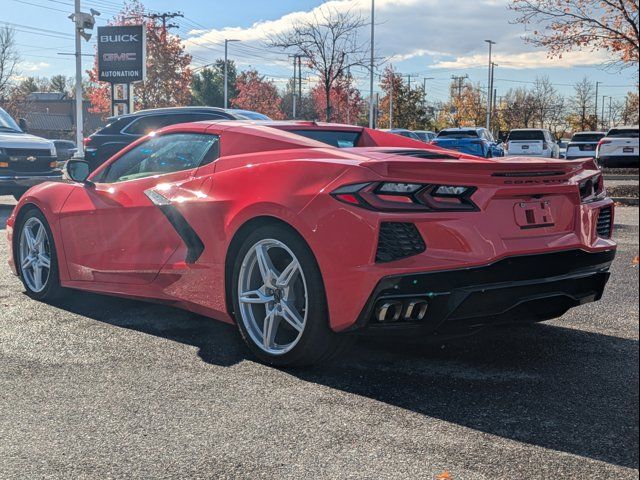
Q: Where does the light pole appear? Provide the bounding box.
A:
[594,81,601,128]
[484,40,495,130]
[369,0,375,128]
[224,39,240,109]
[601,95,608,130]
[422,77,434,108]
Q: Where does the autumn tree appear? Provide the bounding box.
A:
[620,90,639,124]
[232,69,284,119]
[268,6,369,122]
[281,78,315,120]
[86,0,192,114]
[378,66,426,129]
[310,72,365,124]
[510,0,640,70]
[191,59,237,107]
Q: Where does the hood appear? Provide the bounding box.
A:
[0,131,55,151]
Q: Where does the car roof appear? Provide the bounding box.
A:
[573,131,605,134]
[440,127,482,131]
[106,106,236,123]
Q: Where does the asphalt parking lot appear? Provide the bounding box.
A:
[0,196,638,480]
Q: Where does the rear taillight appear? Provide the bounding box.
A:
[331,182,478,212]
[83,137,91,147]
[579,174,606,202]
[597,139,612,147]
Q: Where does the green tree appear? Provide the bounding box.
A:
[191,59,237,107]
[49,74,69,94]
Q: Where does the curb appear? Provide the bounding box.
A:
[612,197,639,206]
[604,175,640,181]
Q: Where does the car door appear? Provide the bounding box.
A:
[59,132,219,285]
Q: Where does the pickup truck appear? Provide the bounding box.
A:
[0,107,61,200]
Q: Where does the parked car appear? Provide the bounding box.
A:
[84,106,270,171]
[431,127,504,158]
[52,140,77,163]
[505,129,559,158]
[558,139,571,159]
[0,107,61,200]
[384,128,422,141]
[565,132,605,160]
[413,130,436,142]
[596,126,639,168]
[8,121,615,366]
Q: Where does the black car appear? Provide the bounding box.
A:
[83,107,271,170]
[52,139,77,162]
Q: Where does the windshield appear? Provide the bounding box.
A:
[231,110,272,120]
[289,129,360,148]
[571,133,605,142]
[607,128,639,138]
[437,130,478,138]
[507,130,545,141]
[0,107,21,132]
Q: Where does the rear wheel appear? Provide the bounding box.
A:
[16,209,64,301]
[231,224,350,366]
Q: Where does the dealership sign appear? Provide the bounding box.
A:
[97,25,146,83]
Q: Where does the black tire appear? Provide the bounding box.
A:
[15,208,65,301]
[231,224,352,367]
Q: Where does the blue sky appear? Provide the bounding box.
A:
[4,0,637,104]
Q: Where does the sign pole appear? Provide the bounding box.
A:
[74,0,84,157]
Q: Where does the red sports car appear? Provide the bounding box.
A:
[6,121,616,366]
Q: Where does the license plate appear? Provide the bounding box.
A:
[514,201,554,229]
[581,145,595,151]
[521,145,529,150]
[623,147,634,153]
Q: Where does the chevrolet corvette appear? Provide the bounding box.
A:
[6,121,616,366]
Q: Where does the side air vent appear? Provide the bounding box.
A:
[376,222,426,263]
[596,206,613,238]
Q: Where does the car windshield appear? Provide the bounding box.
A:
[607,128,639,138]
[233,111,272,120]
[0,107,21,132]
[508,130,545,141]
[288,129,360,148]
[571,133,605,142]
[437,130,478,138]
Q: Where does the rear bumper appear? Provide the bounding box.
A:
[0,172,62,194]
[598,155,639,168]
[351,249,615,335]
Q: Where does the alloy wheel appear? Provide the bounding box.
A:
[19,217,52,293]
[237,238,308,355]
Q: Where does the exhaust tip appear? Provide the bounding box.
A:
[375,300,403,322]
[405,299,428,321]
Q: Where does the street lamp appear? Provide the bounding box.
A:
[224,39,240,109]
[369,0,375,128]
[484,40,495,130]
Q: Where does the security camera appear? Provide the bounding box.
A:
[90,8,100,17]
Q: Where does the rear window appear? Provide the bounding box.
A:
[571,133,605,142]
[289,129,360,148]
[124,113,227,135]
[507,130,545,141]
[607,128,639,138]
[437,130,478,138]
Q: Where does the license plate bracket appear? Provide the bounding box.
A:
[623,146,634,153]
[514,201,555,229]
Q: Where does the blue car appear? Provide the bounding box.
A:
[432,127,504,158]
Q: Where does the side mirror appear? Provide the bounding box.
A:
[64,159,92,185]
[18,118,28,132]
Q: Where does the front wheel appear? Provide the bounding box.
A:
[231,224,350,366]
[16,209,64,301]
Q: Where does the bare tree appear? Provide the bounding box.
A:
[531,76,562,128]
[0,26,20,99]
[571,77,597,130]
[510,0,639,71]
[268,7,369,121]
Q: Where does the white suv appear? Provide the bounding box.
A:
[505,129,559,158]
[596,126,639,168]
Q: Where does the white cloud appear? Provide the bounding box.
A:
[17,61,50,72]
[182,0,612,71]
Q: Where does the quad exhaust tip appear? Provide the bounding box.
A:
[375,298,429,323]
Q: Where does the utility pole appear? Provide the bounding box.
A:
[389,74,393,129]
[489,62,497,130]
[594,81,601,129]
[369,0,375,128]
[608,96,612,128]
[451,74,468,99]
[422,77,434,108]
[224,39,240,109]
[298,55,302,113]
[146,11,182,42]
[601,96,608,130]
[74,0,83,156]
[484,40,495,129]
[291,56,297,119]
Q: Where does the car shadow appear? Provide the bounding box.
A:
[46,289,639,470]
